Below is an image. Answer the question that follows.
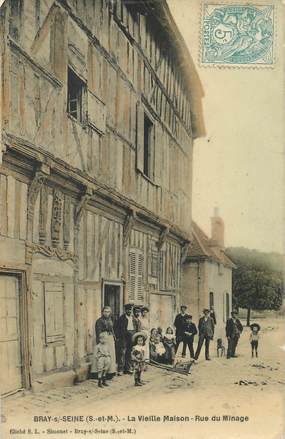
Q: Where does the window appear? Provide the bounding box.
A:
[226,293,230,320]
[209,292,214,309]
[143,113,153,178]
[149,244,159,278]
[223,292,230,322]
[67,67,85,123]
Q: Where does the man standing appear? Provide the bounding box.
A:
[133,306,142,332]
[210,306,217,325]
[194,309,215,361]
[116,304,138,375]
[174,305,189,357]
[226,311,243,359]
[182,315,197,359]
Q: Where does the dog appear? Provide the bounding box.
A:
[217,338,226,357]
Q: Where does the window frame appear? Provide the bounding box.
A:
[67,66,86,124]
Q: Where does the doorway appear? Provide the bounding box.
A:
[102,281,123,326]
[0,273,26,396]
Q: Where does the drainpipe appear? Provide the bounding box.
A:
[197,261,201,317]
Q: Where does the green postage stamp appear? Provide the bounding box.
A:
[201,4,274,67]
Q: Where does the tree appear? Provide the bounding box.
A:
[226,247,284,325]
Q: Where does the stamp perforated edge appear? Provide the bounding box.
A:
[199,1,278,69]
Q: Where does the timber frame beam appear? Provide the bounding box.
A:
[4,134,190,245]
[123,208,137,248]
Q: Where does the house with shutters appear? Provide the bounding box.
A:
[181,210,236,339]
[0,0,204,395]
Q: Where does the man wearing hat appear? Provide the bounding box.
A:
[194,309,215,361]
[226,310,243,359]
[116,304,141,375]
[174,305,190,356]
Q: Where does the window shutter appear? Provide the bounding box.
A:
[154,123,163,186]
[128,250,136,301]
[136,102,144,172]
[128,249,144,302]
[137,252,144,301]
[44,282,64,343]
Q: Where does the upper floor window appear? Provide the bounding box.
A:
[143,113,153,178]
[209,291,214,309]
[67,67,85,123]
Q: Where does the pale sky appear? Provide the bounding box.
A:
[168,0,284,254]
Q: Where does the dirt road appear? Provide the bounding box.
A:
[1,317,284,439]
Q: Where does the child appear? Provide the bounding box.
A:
[131,332,147,386]
[163,327,176,364]
[250,323,260,358]
[93,333,111,388]
[157,327,163,341]
[149,328,166,362]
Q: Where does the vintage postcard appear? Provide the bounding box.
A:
[0,0,284,439]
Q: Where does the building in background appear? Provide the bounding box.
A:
[0,0,204,394]
[182,210,236,338]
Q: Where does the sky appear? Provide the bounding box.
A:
[168,0,284,254]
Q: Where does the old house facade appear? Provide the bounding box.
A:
[182,211,236,339]
[0,0,204,394]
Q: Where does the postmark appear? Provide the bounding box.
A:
[201,4,274,67]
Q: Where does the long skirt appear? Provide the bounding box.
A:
[91,333,117,374]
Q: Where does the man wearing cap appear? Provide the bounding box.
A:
[174,305,189,356]
[133,306,142,332]
[194,309,215,361]
[226,311,243,359]
[116,304,140,375]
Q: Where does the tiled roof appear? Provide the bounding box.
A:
[186,221,236,269]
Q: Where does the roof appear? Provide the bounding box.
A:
[125,0,205,139]
[185,221,236,269]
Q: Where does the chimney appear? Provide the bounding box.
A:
[211,207,225,248]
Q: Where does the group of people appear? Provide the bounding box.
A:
[90,304,150,387]
[174,305,260,360]
[90,303,261,388]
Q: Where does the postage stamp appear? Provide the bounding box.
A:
[201,4,275,67]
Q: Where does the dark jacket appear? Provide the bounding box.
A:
[226,318,243,338]
[210,310,217,325]
[115,314,141,340]
[198,316,215,338]
[183,322,198,341]
[95,316,115,344]
[174,313,189,337]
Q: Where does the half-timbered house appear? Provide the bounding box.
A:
[0,0,204,394]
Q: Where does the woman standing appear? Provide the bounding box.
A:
[139,306,150,362]
[91,306,117,377]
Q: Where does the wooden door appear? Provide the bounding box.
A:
[103,284,122,326]
[0,275,22,395]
